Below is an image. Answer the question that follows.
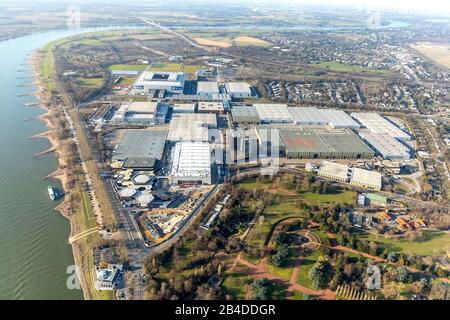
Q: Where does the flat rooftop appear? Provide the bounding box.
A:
[279,129,374,155]
[112,129,167,161]
[358,130,411,159]
[288,107,360,128]
[198,101,224,113]
[225,82,252,94]
[254,104,293,123]
[351,112,411,140]
[231,105,260,123]
[197,81,219,94]
[170,142,211,178]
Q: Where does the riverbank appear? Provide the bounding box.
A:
[30,51,91,300]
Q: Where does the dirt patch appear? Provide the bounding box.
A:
[192,37,232,48]
[233,36,271,47]
[411,42,450,69]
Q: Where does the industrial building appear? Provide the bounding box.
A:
[197,81,219,97]
[288,107,360,129]
[231,105,260,125]
[225,82,252,98]
[133,71,185,94]
[113,101,169,124]
[358,131,411,160]
[350,168,382,191]
[278,129,375,159]
[351,112,411,141]
[254,104,293,123]
[318,161,350,182]
[172,103,196,114]
[170,141,212,185]
[112,129,168,170]
[198,101,224,114]
[168,113,217,142]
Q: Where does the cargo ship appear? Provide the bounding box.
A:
[47,186,62,201]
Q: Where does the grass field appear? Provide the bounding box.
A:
[352,229,450,256]
[77,77,104,88]
[192,35,271,48]
[296,249,322,289]
[222,263,253,299]
[412,42,450,69]
[108,64,148,71]
[312,61,390,75]
[298,190,356,206]
[266,247,298,280]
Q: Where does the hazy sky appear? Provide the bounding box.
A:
[270,0,450,15]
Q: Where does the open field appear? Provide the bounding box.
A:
[192,37,232,48]
[295,249,322,289]
[108,64,148,71]
[412,42,450,69]
[77,77,104,88]
[311,61,390,75]
[233,36,271,47]
[352,229,450,256]
[192,35,271,48]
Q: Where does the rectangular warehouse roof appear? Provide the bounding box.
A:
[318,161,350,182]
[197,81,219,94]
[170,142,211,180]
[112,129,168,162]
[351,168,382,191]
[126,101,159,114]
[168,113,217,142]
[278,129,374,157]
[198,101,224,113]
[358,130,411,160]
[173,103,196,113]
[288,107,360,128]
[231,105,260,124]
[254,104,293,123]
[351,112,411,141]
[225,82,252,95]
[134,71,185,87]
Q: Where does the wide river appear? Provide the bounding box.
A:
[0,27,129,300]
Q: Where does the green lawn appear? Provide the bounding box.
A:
[77,77,104,87]
[266,247,298,280]
[298,190,356,206]
[236,177,272,192]
[288,290,304,300]
[353,229,450,256]
[108,64,148,71]
[296,249,322,289]
[312,61,390,75]
[222,264,253,299]
[247,199,306,249]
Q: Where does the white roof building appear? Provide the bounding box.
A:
[318,161,350,182]
[198,101,224,114]
[170,142,212,185]
[137,192,154,208]
[197,81,219,96]
[173,103,196,114]
[95,264,123,291]
[358,131,411,160]
[288,107,360,128]
[168,113,217,142]
[254,104,293,123]
[119,187,137,199]
[350,168,382,191]
[225,82,252,98]
[351,112,411,141]
[133,71,185,94]
[132,174,152,185]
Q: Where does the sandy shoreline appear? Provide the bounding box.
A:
[29,51,90,300]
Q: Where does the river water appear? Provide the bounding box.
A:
[0,27,126,300]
